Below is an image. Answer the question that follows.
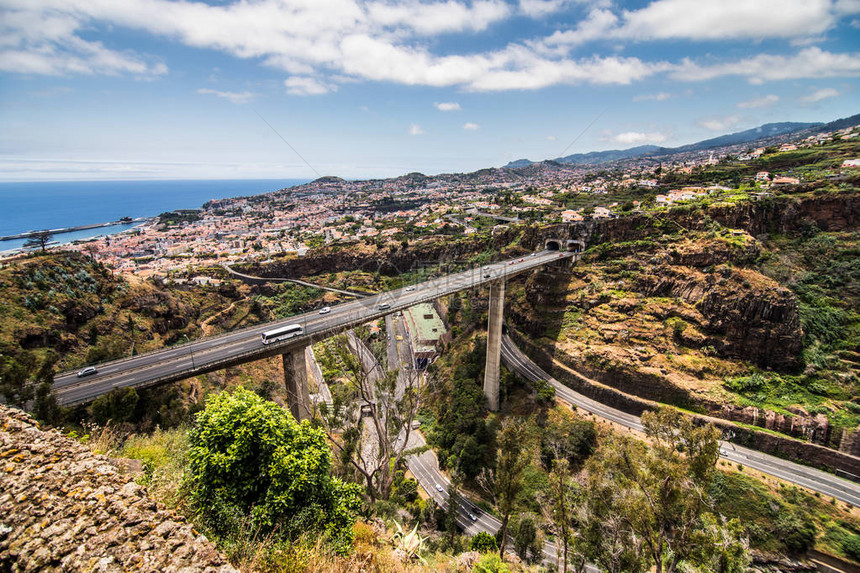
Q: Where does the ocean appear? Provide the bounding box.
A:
[0,179,308,251]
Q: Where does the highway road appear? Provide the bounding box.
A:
[52,250,575,405]
[500,334,860,507]
[375,310,586,570]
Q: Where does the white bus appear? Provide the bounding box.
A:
[261,323,304,344]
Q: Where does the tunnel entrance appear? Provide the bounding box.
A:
[567,240,584,253]
[545,239,562,251]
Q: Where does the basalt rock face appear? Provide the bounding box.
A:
[719,404,831,445]
[560,192,860,248]
[239,226,530,280]
[636,262,803,370]
[0,405,237,573]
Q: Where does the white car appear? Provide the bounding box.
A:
[405,286,416,291]
[319,306,331,314]
[77,366,98,378]
[468,513,477,522]
[378,303,391,310]
[435,484,444,492]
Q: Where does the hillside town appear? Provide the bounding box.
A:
[5,121,859,281]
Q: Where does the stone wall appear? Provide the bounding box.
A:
[0,405,238,573]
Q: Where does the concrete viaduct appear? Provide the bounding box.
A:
[52,244,579,419]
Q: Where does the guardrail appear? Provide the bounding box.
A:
[56,252,577,405]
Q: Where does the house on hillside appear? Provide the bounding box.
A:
[561,210,584,223]
[772,176,800,186]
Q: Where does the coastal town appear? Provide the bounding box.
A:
[4,121,859,280]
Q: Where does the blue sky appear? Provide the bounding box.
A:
[1,0,858,181]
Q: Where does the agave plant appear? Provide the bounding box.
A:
[392,520,428,563]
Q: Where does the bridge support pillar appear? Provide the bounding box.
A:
[483,280,505,411]
[282,346,311,421]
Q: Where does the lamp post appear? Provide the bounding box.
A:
[182,334,195,370]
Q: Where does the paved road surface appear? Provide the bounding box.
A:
[501,334,860,507]
[53,250,575,405]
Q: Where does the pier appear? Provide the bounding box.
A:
[0,218,152,242]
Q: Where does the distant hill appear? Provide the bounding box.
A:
[505,145,661,168]
[664,122,821,155]
[504,119,836,168]
[813,112,860,133]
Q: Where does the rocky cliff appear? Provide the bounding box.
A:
[0,405,237,573]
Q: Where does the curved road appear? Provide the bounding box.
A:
[501,334,860,507]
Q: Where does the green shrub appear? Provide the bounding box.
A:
[470,531,498,553]
[843,533,860,561]
[473,552,512,573]
[188,387,362,553]
[776,509,817,554]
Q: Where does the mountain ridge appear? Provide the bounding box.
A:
[502,117,860,169]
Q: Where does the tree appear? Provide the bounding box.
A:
[0,349,37,407]
[577,407,749,573]
[23,230,53,253]
[478,418,532,555]
[0,348,58,417]
[510,513,543,564]
[541,458,581,573]
[91,386,139,425]
[188,387,361,552]
[576,447,649,573]
[317,333,424,503]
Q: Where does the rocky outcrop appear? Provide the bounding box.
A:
[636,263,803,370]
[0,405,237,573]
[719,405,831,445]
[575,191,860,245]
[238,226,533,280]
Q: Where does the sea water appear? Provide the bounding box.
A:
[0,179,308,250]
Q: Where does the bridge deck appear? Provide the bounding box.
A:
[53,250,575,405]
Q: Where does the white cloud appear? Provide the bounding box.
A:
[619,0,836,41]
[698,115,741,131]
[284,76,333,96]
[519,0,567,18]
[737,94,779,108]
[463,122,480,130]
[0,4,167,77]
[2,0,858,95]
[633,91,673,101]
[835,0,860,14]
[435,102,461,111]
[672,48,860,82]
[409,123,424,135]
[366,0,510,35]
[546,135,557,141]
[800,87,841,102]
[197,88,255,103]
[542,8,619,49]
[609,131,668,144]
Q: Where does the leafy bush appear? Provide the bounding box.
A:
[775,508,817,554]
[843,533,860,561]
[470,531,498,553]
[724,373,767,393]
[188,387,362,552]
[473,552,512,573]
